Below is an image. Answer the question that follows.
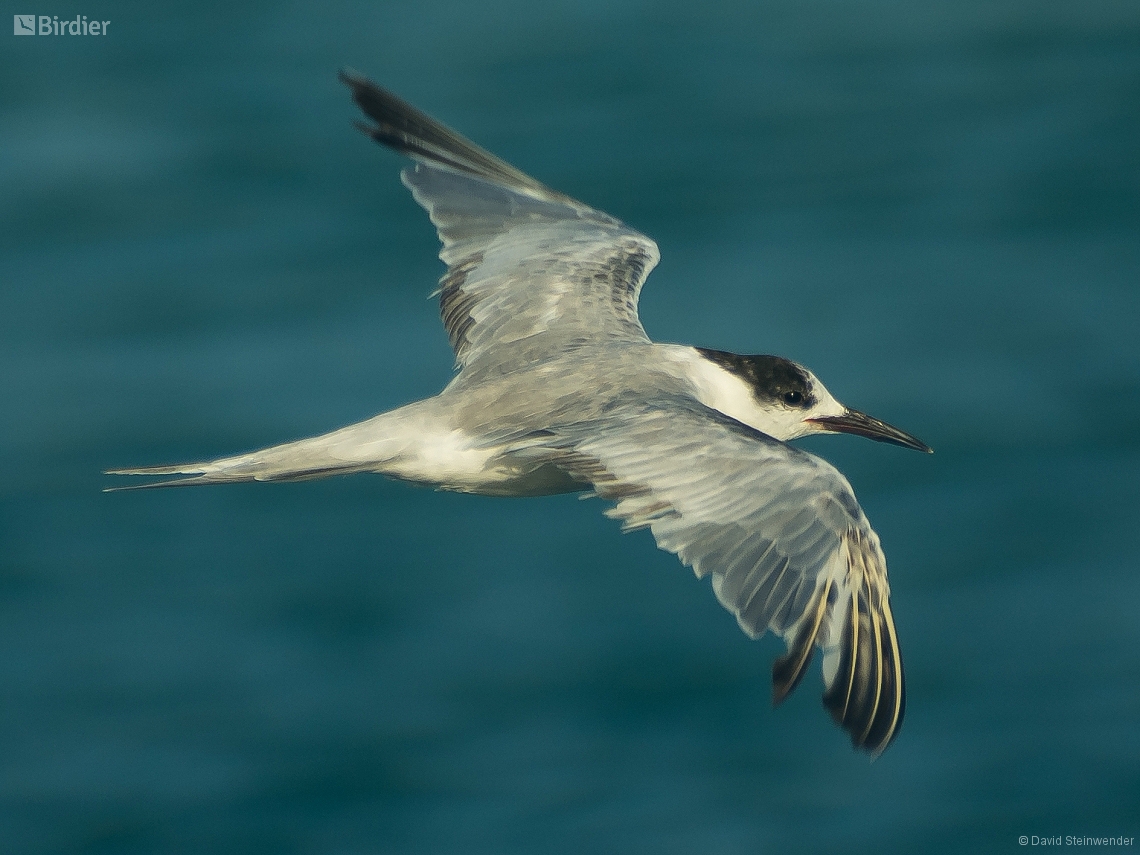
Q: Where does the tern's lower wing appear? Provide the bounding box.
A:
[532,396,905,756]
[340,71,660,370]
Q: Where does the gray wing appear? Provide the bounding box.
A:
[530,397,905,755]
[340,70,660,369]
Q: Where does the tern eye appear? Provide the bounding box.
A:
[783,390,804,406]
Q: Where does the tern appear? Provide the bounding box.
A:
[108,70,932,756]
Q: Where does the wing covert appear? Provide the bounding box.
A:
[535,397,906,755]
[340,70,660,368]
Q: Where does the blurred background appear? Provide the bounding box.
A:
[2,1,1138,852]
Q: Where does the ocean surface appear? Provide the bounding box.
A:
[2,2,1138,852]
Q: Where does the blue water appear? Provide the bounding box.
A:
[2,2,1138,852]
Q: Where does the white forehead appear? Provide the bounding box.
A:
[804,371,846,419]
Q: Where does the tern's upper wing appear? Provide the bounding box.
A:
[537,396,905,755]
[340,70,660,369]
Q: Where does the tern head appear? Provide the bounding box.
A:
[694,349,932,452]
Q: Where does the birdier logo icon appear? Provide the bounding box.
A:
[13,15,109,35]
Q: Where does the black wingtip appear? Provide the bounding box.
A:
[772,646,814,707]
[820,571,906,758]
[771,579,832,708]
[336,67,565,200]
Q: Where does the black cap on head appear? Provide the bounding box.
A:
[696,349,816,408]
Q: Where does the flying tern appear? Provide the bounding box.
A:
[108,70,932,755]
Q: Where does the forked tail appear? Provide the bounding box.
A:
[104,401,440,491]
